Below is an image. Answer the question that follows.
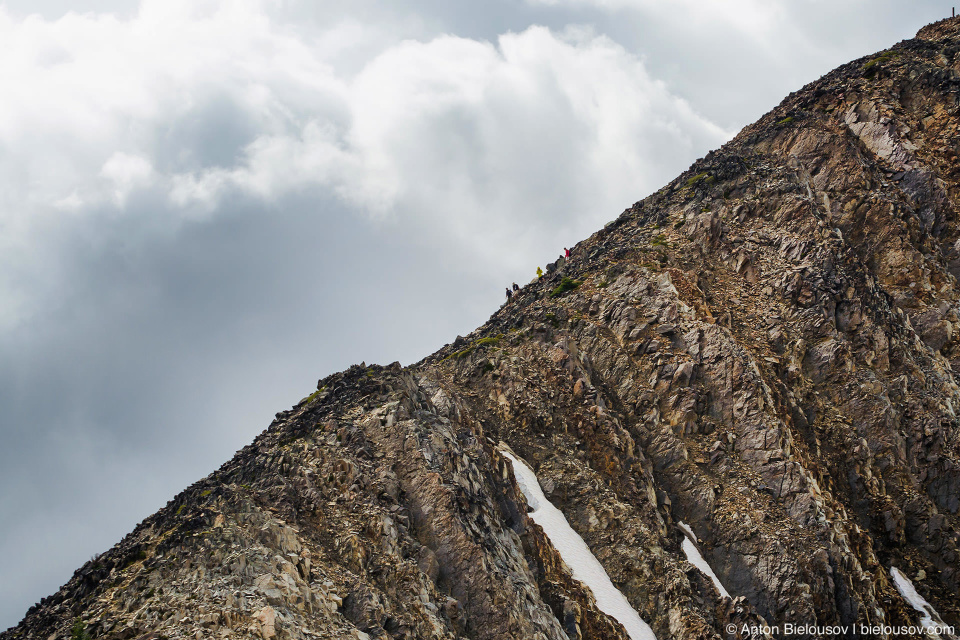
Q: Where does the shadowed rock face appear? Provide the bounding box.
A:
[5,17,960,640]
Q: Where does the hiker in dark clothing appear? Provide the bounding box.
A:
[512,282,520,292]
[505,287,512,301]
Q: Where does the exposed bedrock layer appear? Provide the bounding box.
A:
[6,16,960,640]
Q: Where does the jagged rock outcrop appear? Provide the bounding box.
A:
[5,17,960,640]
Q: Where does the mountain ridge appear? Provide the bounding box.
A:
[5,17,960,640]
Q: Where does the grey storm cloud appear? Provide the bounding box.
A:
[0,0,951,628]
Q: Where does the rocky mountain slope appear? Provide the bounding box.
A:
[5,17,960,640]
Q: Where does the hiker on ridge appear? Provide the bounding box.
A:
[512,282,520,292]
[505,287,512,301]
[536,267,543,279]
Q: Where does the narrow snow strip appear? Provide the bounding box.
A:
[890,566,949,637]
[502,450,657,640]
[677,521,697,543]
[677,521,730,599]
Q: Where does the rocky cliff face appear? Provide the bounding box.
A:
[5,17,960,640]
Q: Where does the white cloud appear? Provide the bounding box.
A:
[100,152,154,205]
[528,0,787,34]
[523,0,849,55]
[0,0,731,316]
[0,1,352,222]
[168,25,731,268]
[520,0,939,132]
[0,13,752,468]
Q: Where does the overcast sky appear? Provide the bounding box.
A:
[0,0,950,629]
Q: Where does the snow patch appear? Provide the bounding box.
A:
[502,449,657,640]
[677,522,730,599]
[889,566,950,638]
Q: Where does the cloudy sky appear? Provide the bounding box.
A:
[0,0,950,628]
